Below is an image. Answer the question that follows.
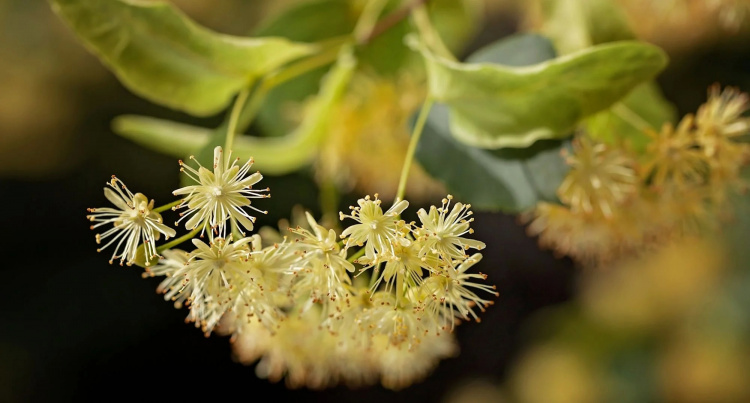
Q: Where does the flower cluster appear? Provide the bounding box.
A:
[88,149,495,390]
[524,85,750,268]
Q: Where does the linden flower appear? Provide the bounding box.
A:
[373,330,457,391]
[369,236,438,293]
[339,194,409,260]
[696,84,750,153]
[173,146,269,238]
[159,236,276,334]
[87,176,176,266]
[558,136,639,218]
[641,118,709,190]
[238,307,342,389]
[358,292,433,347]
[148,249,192,308]
[416,195,485,261]
[420,254,498,330]
[288,212,354,307]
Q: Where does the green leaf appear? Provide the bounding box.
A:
[412,36,669,149]
[50,0,315,116]
[112,115,210,156]
[253,0,355,43]
[530,0,676,152]
[585,82,677,152]
[113,48,357,176]
[535,0,635,54]
[415,34,570,212]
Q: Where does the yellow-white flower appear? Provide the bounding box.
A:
[174,146,269,238]
[558,136,638,218]
[289,212,354,305]
[160,236,277,335]
[370,236,438,292]
[339,194,409,260]
[416,195,485,261]
[87,176,176,266]
[420,254,497,329]
[373,330,457,391]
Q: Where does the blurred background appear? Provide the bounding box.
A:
[2,0,750,402]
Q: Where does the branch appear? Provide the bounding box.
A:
[359,0,429,45]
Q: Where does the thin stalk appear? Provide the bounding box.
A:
[263,45,342,90]
[411,3,456,61]
[354,0,389,44]
[361,0,427,44]
[368,262,381,289]
[224,87,251,154]
[153,199,180,214]
[396,97,435,203]
[347,247,367,263]
[320,177,341,226]
[612,103,653,131]
[396,272,405,308]
[157,227,200,253]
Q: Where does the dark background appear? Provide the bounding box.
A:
[3,1,750,402]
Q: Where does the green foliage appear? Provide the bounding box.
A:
[113,48,357,176]
[50,0,314,116]
[416,34,570,212]
[413,35,669,149]
[252,0,482,138]
[533,0,677,152]
[535,0,634,54]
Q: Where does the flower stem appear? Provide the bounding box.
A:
[153,199,180,214]
[396,97,435,203]
[320,177,341,227]
[411,3,456,61]
[612,103,653,131]
[224,87,252,154]
[347,247,367,263]
[262,45,342,91]
[361,0,427,44]
[396,272,405,308]
[354,0,389,44]
[157,227,200,253]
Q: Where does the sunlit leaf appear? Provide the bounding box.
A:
[50,0,315,116]
[412,35,669,149]
[533,0,634,54]
[113,48,357,176]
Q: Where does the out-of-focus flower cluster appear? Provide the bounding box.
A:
[87,147,495,390]
[524,85,750,268]
[314,72,446,203]
[443,227,750,403]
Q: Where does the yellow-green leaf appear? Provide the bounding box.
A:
[412,37,669,149]
[112,48,357,175]
[50,0,315,116]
